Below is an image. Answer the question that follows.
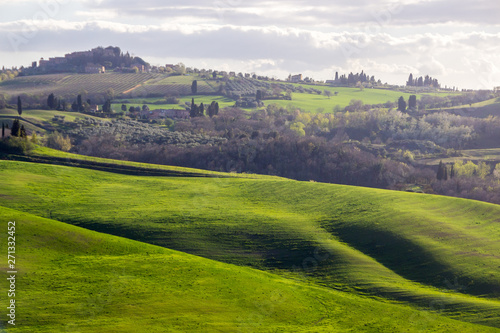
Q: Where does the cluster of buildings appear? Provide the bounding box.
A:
[139,109,190,120]
[35,48,147,74]
[289,74,303,83]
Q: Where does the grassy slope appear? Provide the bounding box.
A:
[0,156,499,328]
[417,148,500,166]
[3,206,493,332]
[1,72,463,114]
[427,97,500,118]
[266,87,457,112]
[0,108,110,134]
[25,146,280,179]
[112,95,237,111]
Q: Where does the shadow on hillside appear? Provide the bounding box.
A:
[323,222,500,298]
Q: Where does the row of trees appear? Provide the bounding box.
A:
[2,119,26,138]
[190,99,220,118]
[406,74,440,88]
[397,95,417,111]
[334,71,378,86]
[437,160,494,181]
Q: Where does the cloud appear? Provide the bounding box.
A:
[0,0,498,89]
[70,0,500,27]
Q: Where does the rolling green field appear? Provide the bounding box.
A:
[428,97,500,118]
[418,148,500,165]
[0,149,499,330]
[0,108,109,134]
[0,72,468,116]
[2,206,495,332]
[113,95,237,111]
[267,87,453,112]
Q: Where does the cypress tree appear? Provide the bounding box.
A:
[190,98,197,118]
[77,94,83,111]
[407,73,414,86]
[256,90,263,101]
[191,80,198,94]
[408,95,417,109]
[47,93,55,109]
[397,96,407,112]
[102,100,111,113]
[20,125,27,138]
[437,161,446,180]
[11,119,20,137]
[199,102,204,117]
[2,123,4,138]
[17,96,22,116]
[208,101,215,118]
[215,102,219,115]
[450,164,455,179]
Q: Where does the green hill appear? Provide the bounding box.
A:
[0,73,461,113]
[4,206,496,332]
[0,108,109,134]
[428,97,500,118]
[0,153,499,329]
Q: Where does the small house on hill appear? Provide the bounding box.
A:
[290,74,303,83]
[85,64,105,74]
[140,109,189,120]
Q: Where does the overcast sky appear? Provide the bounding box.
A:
[1,0,499,89]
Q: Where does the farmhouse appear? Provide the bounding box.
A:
[89,105,100,113]
[290,74,303,83]
[140,109,190,120]
[85,64,106,74]
[131,63,146,73]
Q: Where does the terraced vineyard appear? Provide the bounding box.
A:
[0,74,68,95]
[135,75,217,96]
[0,73,157,98]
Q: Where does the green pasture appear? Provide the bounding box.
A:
[418,148,500,165]
[266,87,413,112]
[1,206,494,332]
[0,108,109,134]
[114,95,236,111]
[0,153,499,329]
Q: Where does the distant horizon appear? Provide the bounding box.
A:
[1,1,499,90]
[0,46,482,91]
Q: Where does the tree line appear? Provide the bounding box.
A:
[406,73,440,88]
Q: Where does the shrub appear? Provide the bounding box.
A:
[45,132,72,152]
[0,136,35,154]
[166,97,180,104]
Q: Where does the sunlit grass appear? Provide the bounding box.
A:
[0,158,499,329]
[1,206,497,332]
